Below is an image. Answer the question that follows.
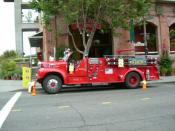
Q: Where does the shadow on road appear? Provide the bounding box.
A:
[11,83,128,94]
[11,82,174,95]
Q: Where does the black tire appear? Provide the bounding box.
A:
[41,83,45,89]
[42,75,62,94]
[125,72,141,89]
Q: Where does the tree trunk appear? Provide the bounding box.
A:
[68,27,84,55]
[68,24,96,57]
[83,27,96,57]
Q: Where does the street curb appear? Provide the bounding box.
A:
[147,81,175,84]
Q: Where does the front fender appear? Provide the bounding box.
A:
[37,68,68,84]
[120,68,145,82]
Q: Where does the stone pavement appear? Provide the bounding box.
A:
[0,76,174,92]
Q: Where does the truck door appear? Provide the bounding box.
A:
[67,57,89,84]
[68,57,88,77]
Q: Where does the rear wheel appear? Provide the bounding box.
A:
[125,72,141,89]
[42,75,62,94]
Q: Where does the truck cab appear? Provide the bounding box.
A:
[36,50,159,94]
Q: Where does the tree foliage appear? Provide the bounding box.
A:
[0,50,18,59]
[31,0,151,56]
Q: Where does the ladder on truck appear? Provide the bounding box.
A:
[104,49,157,66]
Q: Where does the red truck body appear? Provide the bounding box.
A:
[36,53,159,94]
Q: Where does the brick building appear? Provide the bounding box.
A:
[36,0,175,68]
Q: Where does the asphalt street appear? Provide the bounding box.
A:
[0,82,175,131]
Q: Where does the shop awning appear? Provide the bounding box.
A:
[29,32,43,47]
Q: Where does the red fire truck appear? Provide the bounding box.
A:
[36,49,159,94]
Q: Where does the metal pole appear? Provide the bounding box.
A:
[143,18,149,81]
[143,18,148,58]
[30,46,32,68]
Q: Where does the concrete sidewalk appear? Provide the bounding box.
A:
[0,80,41,93]
[0,76,174,92]
[148,76,175,84]
[0,80,23,92]
[0,80,22,92]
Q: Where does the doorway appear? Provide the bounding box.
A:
[69,26,113,58]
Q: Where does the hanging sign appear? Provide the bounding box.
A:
[128,57,147,65]
[134,42,145,46]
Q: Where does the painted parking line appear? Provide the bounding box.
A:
[11,109,22,112]
[141,97,151,101]
[58,105,70,109]
[102,102,112,105]
[0,92,22,128]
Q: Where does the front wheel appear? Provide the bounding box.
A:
[42,75,62,94]
[125,72,141,89]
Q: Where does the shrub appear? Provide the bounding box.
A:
[0,50,23,80]
[0,60,22,80]
[56,45,68,60]
[160,52,173,75]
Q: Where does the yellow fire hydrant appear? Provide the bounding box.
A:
[142,80,147,90]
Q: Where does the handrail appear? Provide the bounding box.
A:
[116,49,135,55]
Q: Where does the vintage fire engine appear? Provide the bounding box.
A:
[36,49,159,94]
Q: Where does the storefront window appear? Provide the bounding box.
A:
[134,23,158,55]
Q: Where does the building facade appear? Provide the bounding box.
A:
[42,0,175,66]
[4,0,41,56]
[5,0,175,68]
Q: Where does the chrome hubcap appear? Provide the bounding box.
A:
[47,79,58,88]
[129,75,138,86]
